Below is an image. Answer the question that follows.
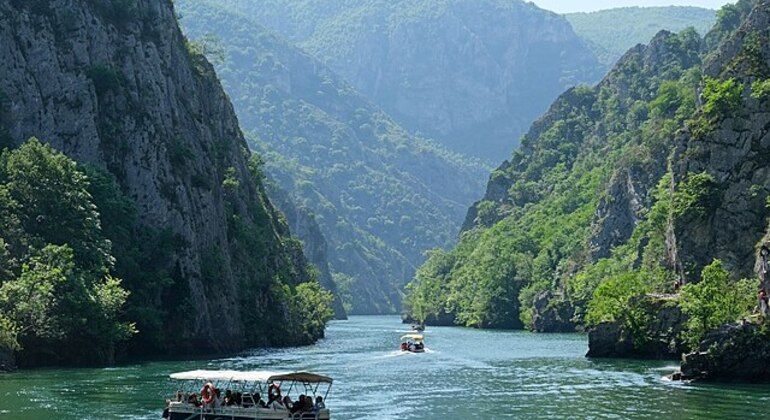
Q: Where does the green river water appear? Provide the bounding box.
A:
[1,315,769,419]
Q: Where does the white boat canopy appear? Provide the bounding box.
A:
[268,372,333,384]
[169,370,286,382]
[401,334,424,341]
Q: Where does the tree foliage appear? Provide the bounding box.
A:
[0,139,134,365]
[679,260,755,348]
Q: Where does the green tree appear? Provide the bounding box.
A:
[0,139,134,364]
[679,260,755,348]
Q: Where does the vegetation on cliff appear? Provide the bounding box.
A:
[176,0,487,314]
[406,0,770,354]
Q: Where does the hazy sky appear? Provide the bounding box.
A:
[530,0,732,13]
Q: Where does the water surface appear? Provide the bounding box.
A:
[1,315,768,418]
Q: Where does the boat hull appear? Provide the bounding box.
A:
[167,406,330,420]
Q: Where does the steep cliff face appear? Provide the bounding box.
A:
[176,1,487,315]
[405,25,706,329]
[672,1,770,283]
[0,0,323,354]
[266,183,347,319]
[199,0,602,161]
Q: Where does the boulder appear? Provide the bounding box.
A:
[681,321,770,382]
[587,294,687,359]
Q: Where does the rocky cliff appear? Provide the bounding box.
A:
[199,0,602,161]
[0,0,325,355]
[265,182,347,319]
[671,0,770,284]
[176,0,487,315]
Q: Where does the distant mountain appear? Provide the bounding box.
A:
[200,0,603,161]
[176,0,487,314]
[566,6,717,66]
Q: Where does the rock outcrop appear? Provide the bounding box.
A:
[680,321,770,381]
[587,295,687,359]
[671,0,770,283]
[0,0,324,354]
[531,291,576,333]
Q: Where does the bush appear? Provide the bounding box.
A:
[585,272,650,326]
[679,260,755,348]
[702,77,744,118]
[752,79,770,100]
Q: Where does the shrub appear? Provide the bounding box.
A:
[702,77,744,118]
[752,79,770,100]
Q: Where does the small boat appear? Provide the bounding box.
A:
[411,323,425,332]
[162,370,333,420]
[400,333,426,353]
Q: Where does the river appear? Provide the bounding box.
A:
[1,315,769,419]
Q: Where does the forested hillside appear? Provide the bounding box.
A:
[176,0,487,314]
[0,0,332,368]
[191,0,602,161]
[566,7,716,66]
[406,0,769,351]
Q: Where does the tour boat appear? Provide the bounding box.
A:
[400,333,426,353]
[163,370,333,420]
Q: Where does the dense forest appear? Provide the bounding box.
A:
[0,0,333,368]
[189,0,604,161]
[176,0,487,314]
[405,0,770,362]
[175,0,717,316]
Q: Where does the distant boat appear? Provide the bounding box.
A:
[162,370,333,419]
[411,323,425,332]
[400,333,426,353]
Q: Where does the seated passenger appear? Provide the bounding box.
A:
[223,390,234,406]
[283,395,294,411]
[267,396,284,410]
[188,393,201,407]
[314,396,325,411]
[293,394,309,413]
[254,392,267,408]
[213,389,223,408]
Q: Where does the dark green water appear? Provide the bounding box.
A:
[2,315,769,419]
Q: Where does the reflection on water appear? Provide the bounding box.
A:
[1,315,769,419]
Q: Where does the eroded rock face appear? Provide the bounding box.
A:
[0,0,319,353]
[671,1,770,283]
[531,291,576,333]
[587,295,687,359]
[681,322,770,381]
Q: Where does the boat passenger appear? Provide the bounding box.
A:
[291,395,304,413]
[213,388,223,408]
[188,393,202,407]
[314,396,325,411]
[283,395,294,411]
[254,392,267,408]
[268,396,284,410]
[224,390,234,406]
